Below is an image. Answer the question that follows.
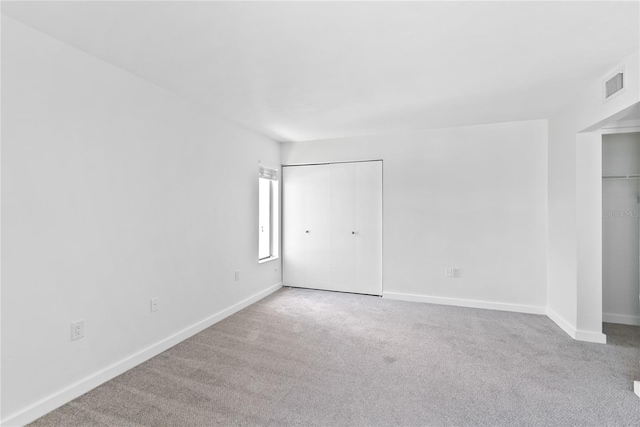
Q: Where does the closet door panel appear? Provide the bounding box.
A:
[329,163,356,291]
[282,166,307,287]
[355,161,383,295]
[303,165,331,290]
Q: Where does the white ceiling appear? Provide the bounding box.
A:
[3,1,639,142]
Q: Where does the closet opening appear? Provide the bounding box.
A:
[602,131,640,327]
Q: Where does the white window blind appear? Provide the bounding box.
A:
[258,163,279,262]
[259,165,279,181]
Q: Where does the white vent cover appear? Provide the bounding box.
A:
[604,68,625,101]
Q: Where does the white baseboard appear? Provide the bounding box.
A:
[546,308,607,344]
[381,293,609,344]
[546,307,577,339]
[382,292,547,315]
[603,312,640,326]
[635,381,640,398]
[574,329,607,344]
[1,283,283,427]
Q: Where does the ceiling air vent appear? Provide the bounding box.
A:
[604,68,625,102]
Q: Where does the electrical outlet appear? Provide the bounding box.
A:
[445,267,461,278]
[151,297,159,312]
[235,270,240,281]
[71,320,85,341]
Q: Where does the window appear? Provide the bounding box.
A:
[258,164,279,261]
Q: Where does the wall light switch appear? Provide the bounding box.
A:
[151,297,159,312]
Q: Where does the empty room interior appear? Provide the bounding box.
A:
[2,1,640,426]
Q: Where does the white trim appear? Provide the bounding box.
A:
[546,308,607,344]
[382,292,547,315]
[1,283,283,427]
[574,329,607,344]
[602,126,640,135]
[603,312,640,326]
[602,119,640,135]
[258,255,279,264]
[546,307,577,339]
[282,159,383,167]
[380,295,609,344]
[634,381,640,399]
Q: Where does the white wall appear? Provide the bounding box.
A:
[281,120,548,313]
[602,132,640,325]
[547,51,640,342]
[576,131,603,339]
[1,17,281,424]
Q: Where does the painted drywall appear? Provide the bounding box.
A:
[602,132,640,325]
[281,120,548,313]
[1,17,281,424]
[547,50,640,342]
[576,131,604,341]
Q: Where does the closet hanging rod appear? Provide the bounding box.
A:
[602,174,640,180]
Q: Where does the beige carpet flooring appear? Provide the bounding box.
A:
[29,287,640,426]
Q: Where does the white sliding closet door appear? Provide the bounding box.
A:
[303,165,331,290]
[282,166,306,287]
[355,161,383,295]
[283,161,382,296]
[329,163,357,291]
[283,164,331,290]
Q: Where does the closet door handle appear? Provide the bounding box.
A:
[305,230,310,234]
[352,231,356,235]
